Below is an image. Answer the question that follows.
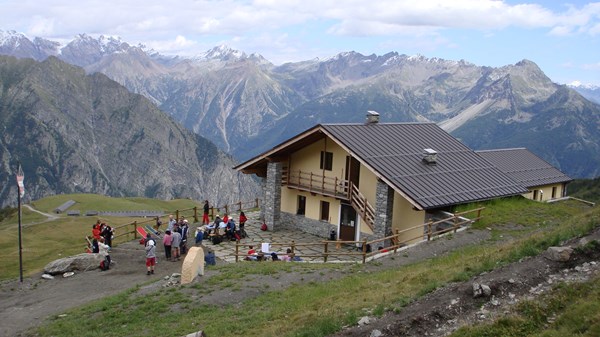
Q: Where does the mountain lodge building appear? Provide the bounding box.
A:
[235,113,535,243]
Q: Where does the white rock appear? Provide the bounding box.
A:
[41,274,54,280]
[370,329,382,337]
[358,316,371,326]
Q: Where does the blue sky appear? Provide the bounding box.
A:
[1,0,599,85]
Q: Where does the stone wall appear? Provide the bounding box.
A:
[373,179,394,245]
[280,212,337,239]
[262,162,282,230]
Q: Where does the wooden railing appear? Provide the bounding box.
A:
[349,183,375,231]
[283,168,349,199]
[85,199,261,249]
[232,207,484,263]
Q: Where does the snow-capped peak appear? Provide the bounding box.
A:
[199,44,246,61]
[568,81,599,90]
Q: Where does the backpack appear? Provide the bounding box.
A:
[260,223,268,231]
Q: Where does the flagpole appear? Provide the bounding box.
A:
[18,179,23,283]
[16,162,24,283]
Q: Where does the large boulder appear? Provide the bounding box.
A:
[44,253,104,275]
[181,247,205,285]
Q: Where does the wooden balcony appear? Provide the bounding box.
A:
[281,167,375,231]
[282,168,350,200]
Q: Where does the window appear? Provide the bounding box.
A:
[320,201,330,221]
[532,190,538,201]
[297,195,306,215]
[320,151,333,171]
[551,186,557,199]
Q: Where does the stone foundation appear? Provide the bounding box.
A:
[280,212,337,239]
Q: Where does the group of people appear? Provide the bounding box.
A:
[90,220,114,270]
[198,211,248,245]
[245,246,301,262]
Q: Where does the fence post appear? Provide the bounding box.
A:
[291,240,296,259]
[237,201,242,212]
[362,240,367,264]
[324,241,328,263]
[393,229,399,253]
[477,208,482,221]
[235,241,239,263]
[193,207,198,223]
[255,198,259,209]
[427,222,432,241]
[453,215,459,233]
[133,221,138,239]
[210,207,214,220]
[176,210,179,221]
[225,205,229,215]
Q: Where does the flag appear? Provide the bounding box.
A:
[16,164,24,198]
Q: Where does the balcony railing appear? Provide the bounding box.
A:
[282,167,375,231]
[282,168,350,199]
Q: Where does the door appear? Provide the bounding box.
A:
[345,156,360,190]
[339,203,357,241]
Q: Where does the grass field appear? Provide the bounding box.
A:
[0,194,204,280]
[26,197,600,337]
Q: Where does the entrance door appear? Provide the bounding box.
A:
[339,203,357,241]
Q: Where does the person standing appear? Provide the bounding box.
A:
[171,229,182,261]
[202,200,210,225]
[180,220,189,255]
[163,230,173,261]
[166,214,176,232]
[98,239,111,270]
[145,239,156,275]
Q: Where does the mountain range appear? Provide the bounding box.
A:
[1,30,599,181]
[0,54,259,208]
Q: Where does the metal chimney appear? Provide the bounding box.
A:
[366,110,380,124]
[422,148,438,165]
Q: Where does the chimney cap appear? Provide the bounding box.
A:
[366,110,380,124]
[422,148,438,164]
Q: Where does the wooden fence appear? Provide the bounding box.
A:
[88,199,261,248]
[232,207,484,263]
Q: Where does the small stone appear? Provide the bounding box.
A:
[450,298,459,305]
[370,329,382,337]
[358,316,371,326]
[508,278,515,284]
[41,274,54,280]
[546,247,573,262]
[481,284,492,297]
[58,314,67,318]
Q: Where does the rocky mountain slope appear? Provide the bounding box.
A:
[0,55,259,208]
[1,30,599,178]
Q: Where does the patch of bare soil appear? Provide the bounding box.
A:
[330,227,600,337]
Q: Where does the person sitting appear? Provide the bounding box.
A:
[218,217,227,235]
[195,227,204,246]
[205,249,216,266]
[222,213,229,224]
[245,245,258,261]
[225,218,236,240]
[281,248,293,262]
[212,215,223,235]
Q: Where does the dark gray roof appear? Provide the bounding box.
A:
[321,123,528,210]
[476,148,572,188]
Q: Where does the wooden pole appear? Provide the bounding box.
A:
[235,241,239,262]
[362,240,367,264]
[193,207,198,223]
[324,241,328,263]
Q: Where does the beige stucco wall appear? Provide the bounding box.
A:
[289,138,348,181]
[358,167,378,207]
[522,183,565,202]
[392,191,426,244]
[281,188,340,224]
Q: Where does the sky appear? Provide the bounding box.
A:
[1,0,599,86]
